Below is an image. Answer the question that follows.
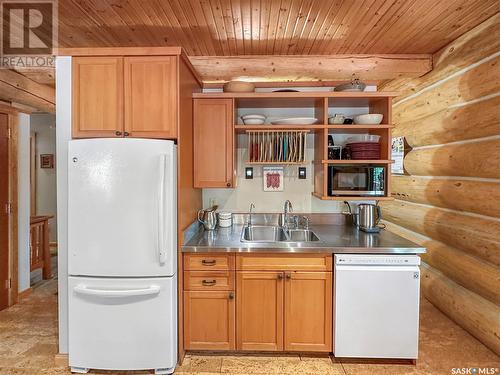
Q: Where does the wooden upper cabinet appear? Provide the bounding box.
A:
[124,56,178,138]
[193,99,234,188]
[184,290,235,350]
[72,57,124,138]
[236,272,284,351]
[284,272,332,352]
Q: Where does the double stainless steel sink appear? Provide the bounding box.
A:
[240,225,320,243]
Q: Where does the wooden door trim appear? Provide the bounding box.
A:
[1,111,19,307]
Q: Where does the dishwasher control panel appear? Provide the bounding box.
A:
[335,254,421,266]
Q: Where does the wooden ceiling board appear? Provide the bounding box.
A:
[56,0,499,55]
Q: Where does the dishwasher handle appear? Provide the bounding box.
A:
[74,285,161,298]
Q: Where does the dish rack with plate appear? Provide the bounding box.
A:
[246,130,309,164]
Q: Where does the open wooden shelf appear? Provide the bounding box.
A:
[321,159,394,164]
[194,91,398,99]
[246,162,307,165]
[235,124,324,132]
[312,192,394,201]
[326,124,394,129]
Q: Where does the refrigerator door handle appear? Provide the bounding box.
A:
[73,284,161,298]
[158,154,167,265]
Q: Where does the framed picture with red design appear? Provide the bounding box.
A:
[263,166,284,192]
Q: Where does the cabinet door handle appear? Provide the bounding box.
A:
[124,132,130,137]
[226,182,231,187]
[229,292,235,300]
[202,279,217,286]
[201,259,216,266]
[115,131,122,136]
[285,273,292,280]
[277,273,283,280]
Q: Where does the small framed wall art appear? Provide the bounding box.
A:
[263,166,284,192]
[40,154,55,169]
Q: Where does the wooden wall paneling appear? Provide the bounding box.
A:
[0,70,55,113]
[420,263,500,355]
[177,55,203,363]
[393,94,500,147]
[393,56,499,124]
[72,56,124,137]
[380,13,500,100]
[124,56,178,138]
[403,139,500,179]
[384,221,500,306]
[391,175,500,218]
[189,55,432,84]
[381,200,500,266]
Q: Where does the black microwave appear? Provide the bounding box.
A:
[327,166,385,197]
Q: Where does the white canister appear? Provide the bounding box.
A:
[218,212,232,228]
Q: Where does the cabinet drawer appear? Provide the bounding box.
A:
[236,254,332,271]
[184,253,235,271]
[184,271,235,291]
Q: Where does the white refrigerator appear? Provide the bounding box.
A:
[67,138,177,374]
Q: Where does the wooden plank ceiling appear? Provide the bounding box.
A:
[58,0,499,55]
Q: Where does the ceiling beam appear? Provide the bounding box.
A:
[0,69,55,113]
[188,54,432,84]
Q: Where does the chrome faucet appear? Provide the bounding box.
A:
[283,200,293,229]
[302,216,310,230]
[248,203,255,226]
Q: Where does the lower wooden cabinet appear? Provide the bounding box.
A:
[184,290,235,350]
[236,272,284,351]
[284,272,332,351]
[183,253,333,353]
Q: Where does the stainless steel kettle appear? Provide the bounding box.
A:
[198,206,218,230]
[357,203,382,233]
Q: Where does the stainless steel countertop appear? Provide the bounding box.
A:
[182,224,426,254]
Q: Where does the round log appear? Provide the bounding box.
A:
[421,263,500,356]
[393,95,500,147]
[391,175,500,218]
[404,139,500,179]
[393,56,499,123]
[384,221,500,305]
[381,200,500,266]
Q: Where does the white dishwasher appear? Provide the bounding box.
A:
[334,254,420,359]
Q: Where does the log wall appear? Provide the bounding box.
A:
[381,14,500,355]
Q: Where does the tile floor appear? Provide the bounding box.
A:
[0,279,498,375]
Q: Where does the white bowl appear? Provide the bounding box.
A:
[346,135,381,144]
[241,114,266,120]
[354,114,383,125]
[242,118,265,125]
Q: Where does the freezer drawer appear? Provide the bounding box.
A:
[69,276,177,373]
[334,255,420,359]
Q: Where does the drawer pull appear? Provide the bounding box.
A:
[201,259,217,266]
[201,279,217,286]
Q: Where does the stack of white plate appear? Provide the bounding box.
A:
[241,114,266,125]
[218,212,232,227]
